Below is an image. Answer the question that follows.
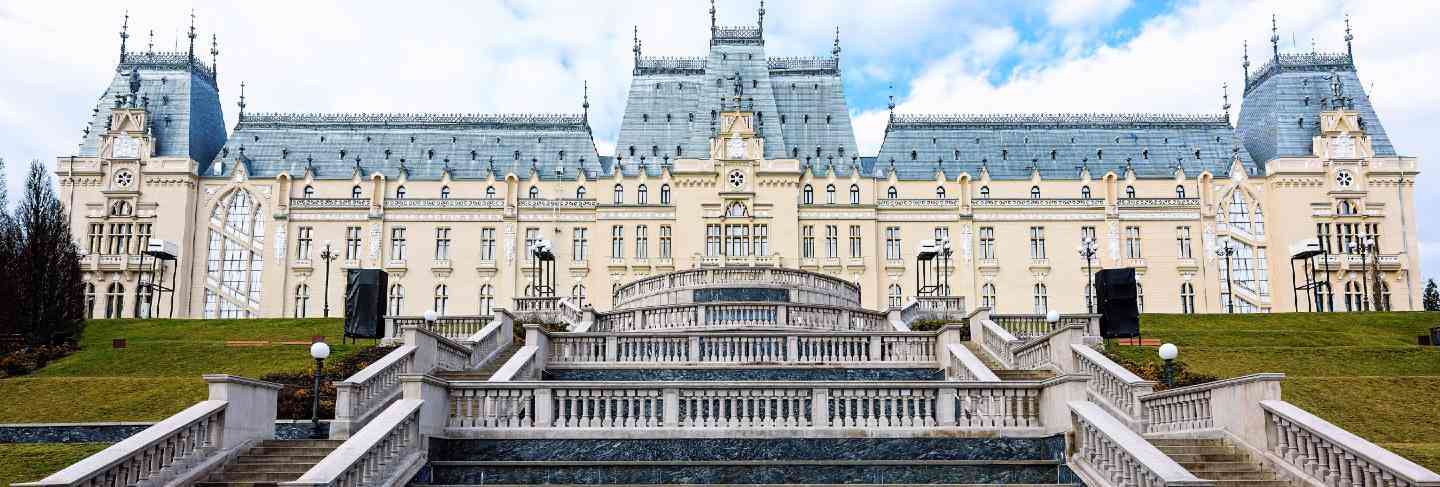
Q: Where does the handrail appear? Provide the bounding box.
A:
[592,301,890,333]
[17,401,228,487]
[944,343,1000,382]
[547,332,939,365]
[283,400,424,487]
[976,319,1022,368]
[489,346,540,381]
[1139,373,1282,435]
[1071,343,1154,424]
[334,345,416,430]
[1261,400,1440,487]
[389,315,493,342]
[1070,401,1213,487]
[612,267,862,308]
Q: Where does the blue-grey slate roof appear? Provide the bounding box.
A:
[875,114,1254,180]
[1236,52,1396,164]
[78,52,227,165]
[208,113,602,181]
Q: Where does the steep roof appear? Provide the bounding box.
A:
[875,114,1254,180]
[1236,52,1396,164]
[208,113,602,181]
[77,52,227,165]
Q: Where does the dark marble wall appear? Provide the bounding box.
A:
[431,436,1066,462]
[0,421,331,444]
[546,367,944,381]
[429,462,1061,485]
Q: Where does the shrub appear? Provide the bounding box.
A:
[260,344,396,420]
[0,343,78,378]
[909,319,966,336]
[1104,350,1218,391]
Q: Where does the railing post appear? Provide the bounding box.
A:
[401,374,449,438]
[775,304,787,326]
[812,387,829,427]
[534,387,554,428]
[203,375,282,449]
[404,326,438,373]
[688,336,701,362]
[605,335,619,362]
[869,336,883,361]
[785,335,798,363]
[663,388,679,427]
[938,387,957,426]
[697,305,708,326]
[331,382,357,439]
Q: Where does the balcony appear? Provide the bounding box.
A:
[978,258,999,271]
[1376,254,1402,270]
[1028,258,1051,271]
[383,198,503,210]
[384,259,408,271]
[972,198,1103,209]
[475,259,497,271]
[430,259,452,271]
[608,257,628,269]
[1125,258,1148,270]
[341,259,362,269]
[753,255,779,267]
[876,198,959,210]
[518,198,598,210]
[290,198,368,210]
[699,255,724,267]
[1176,258,1198,271]
[1310,254,1342,271]
[83,254,148,272]
[291,259,314,270]
[885,258,906,270]
[1116,198,1201,209]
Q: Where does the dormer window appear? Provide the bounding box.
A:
[979,186,990,199]
[395,186,407,199]
[637,184,649,204]
[1175,185,1186,198]
[351,185,363,199]
[485,186,496,198]
[303,185,315,198]
[576,187,587,199]
[803,185,814,204]
[613,184,624,204]
[1030,186,1041,199]
[529,186,540,199]
[1081,186,1091,199]
[660,184,671,205]
[887,186,898,199]
[1125,186,1136,199]
[936,186,947,199]
[440,186,450,199]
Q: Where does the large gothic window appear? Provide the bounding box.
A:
[981,283,997,310]
[203,190,265,318]
[105,282,125,319]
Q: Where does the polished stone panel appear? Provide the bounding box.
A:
[544,367,944,381]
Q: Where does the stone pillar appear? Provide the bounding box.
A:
[404,325,438,373]
[688,336,701,362]
[401,374,450,439]
[937,387,957,426]
[203,374,282,449]
[1209,373,1285,450]
[935,324,967,369]
[869,336,883,361]
[663,388,680,427]
[968,308,991,343]
[523,324,550,377]
[330,382,358,439]
[606,335,620,362]
[785,335,799,363]
[1040,375,1088,435]
[534,387,554,427]
[811,387,829,427]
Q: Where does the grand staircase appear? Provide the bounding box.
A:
[196,439,342,487]
[1151,438,1292,487]
[962,342,1056,381]
[436,343,522,381]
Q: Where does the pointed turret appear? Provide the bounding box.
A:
[118,11,130,65]
[187,9,196,65]
[1269,14,1280,59]
[1344,14,1354,59]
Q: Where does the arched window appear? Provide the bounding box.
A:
[433,284,449,315]
[1228,191,1251,233]
[294,284,310,318]
[887,186,898,199]
[571,285,587,308]
[134,283,154,318]
[303,185,315,198]
[660,184,671,205]
[979,186,990,199]
[576,186,587,199]
[1032,283,1049,313]
[1180,282,1195,314]
[936,186,947,199]
[825,184,836,204]
[388,284,405,316]
[981,283,997,310]
[1345,281,1366,312]
[105,282,125,319]
[440,186,450,199]
[612,184,624,204]
[888,284,904,308]
[485,186,496,198]
[1136,282,1145,313]
[1030,186,1041,199]
[351,185,363,199]
[84,282,96,319]
[108,200,132,217]
[1125,186,1136,198]
[203,190,265,318]
[528,186,540,199]
[802,185,814,204]
[479,285,495,316]
[1175,185,1186,198]
[848,184,860,205]
[726,201,748,218]
[637,184,649,204]
[1081,186,1091,199]
[395,186,407,199]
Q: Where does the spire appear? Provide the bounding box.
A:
[1269,14,1280,59]
[147,29,155,55]
[757,0,765,36]
[709,0,716,35]
[118,10,130,64]
[187,9,196,65]
[237,81,247,120]
[832,27,841,58]
[1241,40,1250,86]
[1310,36,1316,54]
[1222,82,1231,120]
[210,33,219,82]
[632,26,641,63]
[887,84,896,120]
[1344,14,1354,59]
[582,80,591,122]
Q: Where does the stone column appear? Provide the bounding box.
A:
[401,373,450,439]
[203,374,282,449]
[937,387,957,426]
[534,387,554,428]
[663,388,680,427]
[811,387,829,427]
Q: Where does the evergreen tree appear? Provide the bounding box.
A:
[12,161,84,345]
[1424,279,1440,312]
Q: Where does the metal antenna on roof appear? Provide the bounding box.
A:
[119,10,130,64]
[582,80,591,123]
[1344,14,1354,60]
[886,84,896,121]
[1241,41,1250,89]
[1269,14,1279,59]
[187,9,196,65]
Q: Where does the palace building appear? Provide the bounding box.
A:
[59,10,1421,319]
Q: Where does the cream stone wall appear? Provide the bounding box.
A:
[59,107,1421,319]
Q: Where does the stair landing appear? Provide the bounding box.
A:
[196,439,341,487]
[961,342,1056,381]
[1150,438,1292,487]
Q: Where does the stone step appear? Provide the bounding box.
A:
[961,342,1004,369]
[208,471,310,482]
[1207,481,1292,487]
[438,345,522,381]
[220,462,316,474]
[1177,462,1266,473]
[994,370,1056,381]
[257,439,343,448]
[427,459,1064,485]
[244,445,338,457]
[234,454,330,464]
[1147,438,1228,447]
[195,482,281,487]
[422,484,1079,487]
[1187,470,1276,481]
[1156,445,1244,455]
[1164,453,1251,463]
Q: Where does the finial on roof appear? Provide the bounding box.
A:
[187,9,196,65]
[237,81,247,119]
[886,84,896,118]
[119,10,130,64]
[1269,14,1279,59]
[832,27,841,58]
[757,0,765,35]
[633,26,641,62]
[127,67,141,107]
[210,33,219,82]
[1344,14,1354,59]
[1310,36,1316,54]
[1222,82,1231,119]
[147,29,154,55]
[709,0,716,33]
[1328,70,1344,109]
[582,80,590,122]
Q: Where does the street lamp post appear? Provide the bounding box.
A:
[1077,237,1098,313]
[308,340,331,439]
[1366,236,1383,311]
[1216,239,1236,314]
[423,309,438,333]
[318,241,338,317]
[1348,239,1372,311]
[1158,343,1178,388]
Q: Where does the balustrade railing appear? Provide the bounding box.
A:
[612,267,861,308]
[990,314,1093,340]
[1072,344,1154,424]
[334,345,416,433]
[592,302,890,333]
[910,296,969,322]
[1013,337,1053,371]
[545,332,939,365]
[944,343,1001,382]
[977,319,1023,368]
[1070,401,1212,487]
[283,400,424,487]
[1261,400,1440,487]
[388,315,493,342]
[443,381,1051,433]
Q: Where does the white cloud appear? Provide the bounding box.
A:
[1046,0,1134,28]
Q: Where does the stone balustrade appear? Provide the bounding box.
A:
[990,314,1096,340]
[333,345,415,438]
[1071,344,1155,427]
[611,267,861,309]
[910,296,969,322]
[282,400,425,487]
[289,198,369,209]
[592,302,890,333]
[1069,401,1213,487]
[1138,373,1282,437]
[443,379,1079,435]
[1013,336,1053,371]
[387,315,493,342]
[18,375,280,487]
[944,343,1000,382]
[512,296,563,323]
[975,319,1023,368]
[1261,400,1440,487]
[546,331,939,366]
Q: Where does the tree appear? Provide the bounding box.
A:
[10,161,85,345]
[0,159,16,337]
[1425,279,1440,312]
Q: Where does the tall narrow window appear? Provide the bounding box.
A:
[1175,185,1186,198]
[981,283,997,310]
[344,226,362,260]
[613,184,624,204]
[803,185,814,204]
[802,226,815,259]
[479,285,494,316]
[433,284,449,315]
[725,225,749,257]
[480,228,496,261]
[134,282,154,318]
[751,225,768,256]
[390,227,408,261]
[850,185,860,205]
[576,186,587,199]
[87,223,104,254]
[825,225,839,258]
[435,227,451,260]
[1029,226,1046,259]
[979,227,995,260]
[706,224,722,256]
[440,186,451,199]
[294,284,310,318]
[1176,226,1193,259]
[637,184,649,204]
[849,225,862,258]
[885,227,902,260]
[660,184,671,205]
[84,283,96,319]
[1081,186,1091,199]
[572,228,589,261]
[388,284,405,315]
[826,184,836,204]
[571,285,588,308]
[660,225,673,258]
[1136,281,1145,313]
[1032,283,1049,313]
[303,185,315,198]
[105,282,125,319]
[888,284,904,308]
[611,226,624,258]
[395,186,407,199]
[635,225,649,259]
[351,185,363,199]
[202,190,265,318]
[1180,282,1195,314]
[529,186,540,199]
[1125,226,1142,259]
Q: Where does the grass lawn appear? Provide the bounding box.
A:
[0,318,357,422]
[0,443,110,486]
[1111,311,1440,472]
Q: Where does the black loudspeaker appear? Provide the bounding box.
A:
[1095,268,1140,339]
[344,269,388,339]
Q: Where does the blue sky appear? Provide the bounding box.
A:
[1,0,1436,288]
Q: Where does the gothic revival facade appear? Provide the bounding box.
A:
[59,12,1421,319]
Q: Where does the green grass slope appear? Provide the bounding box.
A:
[0,443,111,486]
[0,318,356,423]
[1110,311,1440,472]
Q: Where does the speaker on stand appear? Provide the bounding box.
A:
[344,269,389,341]
[1094,268,1140,339]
